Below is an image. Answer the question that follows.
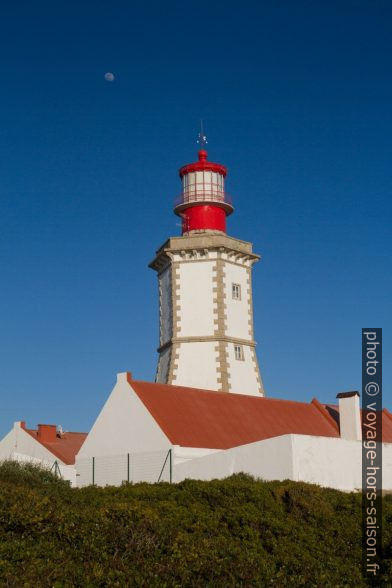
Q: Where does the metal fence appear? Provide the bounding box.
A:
[76,449,172,487]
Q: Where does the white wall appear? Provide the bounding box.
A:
[338,395,362,441]
[291,435,392,492]
[77,374,171,460]
[0,423,77,486]
[0,423,61,465]
[174,435,294,482]
[173,445,221,465]
[173,341,219,391]
[174,434,392,492]
[75,374,173,486]
[224,262,251,341]
[226,343,260,396]
[178,262,215,337]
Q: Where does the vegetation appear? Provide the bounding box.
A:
[0,461,390,587]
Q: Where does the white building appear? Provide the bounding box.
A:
[0,421,86,486]
[75,373,392,492]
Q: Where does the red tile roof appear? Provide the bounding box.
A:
[130,379,340,449]
[25,427,87,465]
[129,378,392,448]
[384,409,392,442]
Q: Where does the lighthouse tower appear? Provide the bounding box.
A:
[149,140,264,396]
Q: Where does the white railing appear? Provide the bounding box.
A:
[174,189,233,209]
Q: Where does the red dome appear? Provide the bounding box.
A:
[179,150,227,178]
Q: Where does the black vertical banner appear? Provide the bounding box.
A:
[362,328,382,580]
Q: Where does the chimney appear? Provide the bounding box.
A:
[336,391,361,441]
[117,372,132,384]
[13,421,26,430]
[37,424,57,442]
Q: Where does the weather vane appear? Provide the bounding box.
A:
[197,120,208,149]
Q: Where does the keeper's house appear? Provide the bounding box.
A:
[75,372,392,492]
[0,421,86,486]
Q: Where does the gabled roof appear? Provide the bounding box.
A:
[25,428,87,465]
[130,379,341,449]
[128,378,392,449]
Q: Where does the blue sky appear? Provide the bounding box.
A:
[0,1,390,436]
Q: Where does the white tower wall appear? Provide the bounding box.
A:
[174,342,220,390]
[226,344,261,396]
[178,262,216,337]
[223,261,253,341]
[150,233,264,396]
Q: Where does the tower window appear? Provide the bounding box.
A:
[232,283,241,300]
[234,344,244,361]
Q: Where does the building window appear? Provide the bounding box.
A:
[232,283,241,300]
[234,344,244,361]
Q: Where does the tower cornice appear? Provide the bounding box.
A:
[149,233,260,274]
[158,335,258,354]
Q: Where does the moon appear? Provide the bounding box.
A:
[104,72,115,82]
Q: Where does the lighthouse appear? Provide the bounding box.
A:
[149,138,264,396]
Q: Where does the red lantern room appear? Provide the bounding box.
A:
[174,146,234,235]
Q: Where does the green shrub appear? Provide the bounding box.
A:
[0,460,70,488]
[0,464,390,586]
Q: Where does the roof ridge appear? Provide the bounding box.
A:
[23,428,86,465]
[383,408,392,423]
[131,380,314,405]
[311,398,339,432]
[26,429,87,437]
[326,405,389,415]
[24,429,70,464]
